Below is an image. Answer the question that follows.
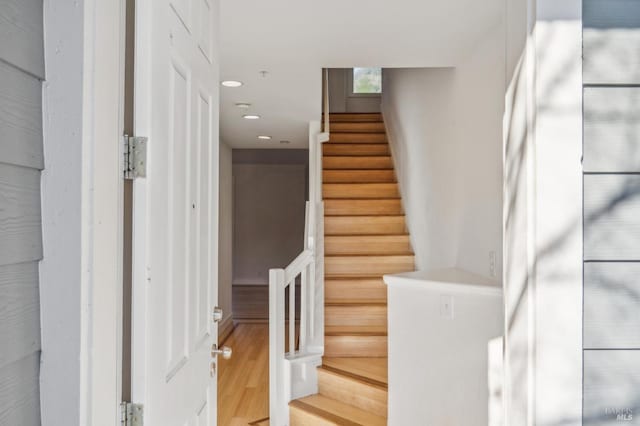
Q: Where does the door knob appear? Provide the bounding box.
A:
[211,344,232,360]
[212,307,223,323]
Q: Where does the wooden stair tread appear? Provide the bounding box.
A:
[325,234,413,256]
[325,255,415,277]
[325,215,407,236]
[324,335,387,358]
[325,298,387,305]
[317,366,388,417]
[329,122,386,133]
[323,156,393,170]
[323,182,399,199]
[326,113,383,122]
[327,133,388,144]
[323,357,388,385]
[325,325,387,336]
[323,169,396,183]
[325,304,386,327]
[324,199,403,215]
[323,144,390,156]
[290,395,386,426]
[325,278,387,302]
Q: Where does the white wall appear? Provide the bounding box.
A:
[382,19,505,280]
[382,68,459,270]
[385,269,503,425]
[218,141,233,333]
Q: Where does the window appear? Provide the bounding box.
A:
[352,67,382,94]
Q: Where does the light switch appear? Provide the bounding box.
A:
[440,295,454,319]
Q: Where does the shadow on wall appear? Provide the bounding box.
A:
[505,3,640,422]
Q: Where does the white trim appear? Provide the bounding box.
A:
[383,268,503,297]
[41,0,126,424]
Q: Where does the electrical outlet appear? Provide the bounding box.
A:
[440,295,454,319]
[489,250,497,278]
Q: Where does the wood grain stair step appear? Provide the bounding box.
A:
[327,113,383,122]
[325,255,415,276]
[327,133,387,143]
[322,357,388,385]
[325,215,407,235]
[289,394,386,426]
[329,122,386,133]
[325,234,413,256]
[324,334,387,358]
[322,169,396,183]
[324,199,403,216]
[317,366,388,417]
[323,183,399,199]
[325,304,387,327]
[325,325,387,336]
[323,156,393,170]
[325,278,387,302]
[323,143,390,156]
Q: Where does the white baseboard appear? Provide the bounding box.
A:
[218,315,235,344]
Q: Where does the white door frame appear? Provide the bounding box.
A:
[41,0,126,424]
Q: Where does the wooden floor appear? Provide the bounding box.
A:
[218,324,270,426]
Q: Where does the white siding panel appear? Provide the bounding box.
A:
[0,262,40,369]
[584,175,640,260]
[0,352,40,426]
[0,60,43,170]
[583,350,640,424]
[584,262,640,349]
[0,0,44,79]
[583,0,640,84]
[0,163,42,266]
[583,87,640,172]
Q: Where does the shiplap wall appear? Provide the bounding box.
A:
[0,0,44,424]
[583,0,640,422]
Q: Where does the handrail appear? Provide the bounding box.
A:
[322,68,330,134]
[284,249,313,284]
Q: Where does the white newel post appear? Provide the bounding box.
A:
[269,269,288,425]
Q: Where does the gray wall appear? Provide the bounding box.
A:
[328,68,381,113]
[232,150,308,286]
[0,0,44,424]
[582,0,640,421]
[218,142,233,333]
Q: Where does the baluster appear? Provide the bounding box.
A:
[289,278,295,355]
[300,264,308,352]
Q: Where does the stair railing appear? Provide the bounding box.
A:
[269,70,330,426]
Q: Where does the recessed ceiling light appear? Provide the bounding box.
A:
[235,102,251,109]
[243,114,260,120]
[258,135,272,140]
[221,80,243,87]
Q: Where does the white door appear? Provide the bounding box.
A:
[131,0,220,424]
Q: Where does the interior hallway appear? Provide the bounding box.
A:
[217,324,270,426]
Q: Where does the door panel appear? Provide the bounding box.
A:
[132,0,219,424]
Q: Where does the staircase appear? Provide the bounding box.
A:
[288,113,415,425]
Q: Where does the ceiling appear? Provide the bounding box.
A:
[219,0,503,149]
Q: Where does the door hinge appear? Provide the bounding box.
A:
[123,135,148,179]
[121,402,144,426]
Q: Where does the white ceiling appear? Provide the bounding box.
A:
[219,0,502,149]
